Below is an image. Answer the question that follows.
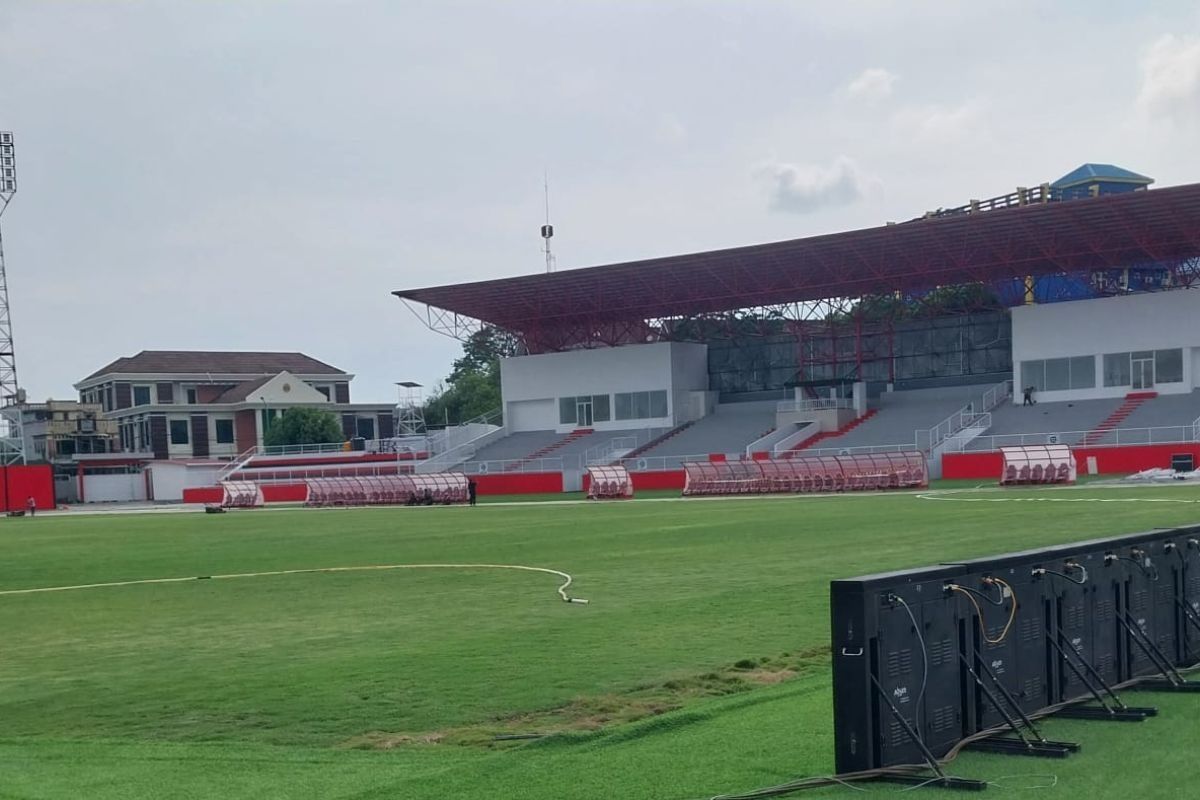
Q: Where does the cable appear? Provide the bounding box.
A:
[949,582,1006,606]
[892,594,928,744]
[947,580,1017,645]
[1118,553,1159,582]
[0,563,590,604]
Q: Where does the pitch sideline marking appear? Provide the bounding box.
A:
[0,563,588,604]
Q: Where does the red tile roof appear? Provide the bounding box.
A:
[81,351,345,382]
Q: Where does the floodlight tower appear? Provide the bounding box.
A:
[0,132,25,465]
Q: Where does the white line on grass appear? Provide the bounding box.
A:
[0,563,589,604]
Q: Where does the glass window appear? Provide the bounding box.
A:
[133,386,151,406]
[1069,356,1095,389]
[649,390,668,417]
[215,419,235,444]
[1103,353,1131,387]
[592,394,610,422]
[186,388,197,404]
[169,419,189,445]
[1155,348,1183,383]
[559,397,577,425]
[1021,360,1045,392]
[632,391,650,419]
[1043,358,1070,391]
[614,393,632,420]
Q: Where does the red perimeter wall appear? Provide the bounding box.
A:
[0,465,55,511]
[582,470,686,493]
[943,443,1200,480]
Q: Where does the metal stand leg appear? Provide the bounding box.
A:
[869,675,988,791]
[1120,612,1200,692]
[960,653,1077,758]
[1047,636,1155,721]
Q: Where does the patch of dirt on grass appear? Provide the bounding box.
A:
[341,647,828,750]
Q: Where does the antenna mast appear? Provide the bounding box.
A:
[0,131,25,465]
[540,172,555,273]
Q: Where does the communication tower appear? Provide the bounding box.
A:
[0,132,25,465]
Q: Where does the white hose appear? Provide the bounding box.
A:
[0,563,588,604]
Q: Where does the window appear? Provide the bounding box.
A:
[356,417,376,440]
[315,386,331,400]
[133,386,151,406]
[614,390,670,420]
[1023,357,1094,392]
[169,419,189,445]
[558,395,611,425]
[215,419,235,444]
[559,397,577,425]
[186,388,197,404]
[1021,361,1045,392]
[1104,352,1131,387]
[1155,348,1183,383]
[1068,356,1095,389]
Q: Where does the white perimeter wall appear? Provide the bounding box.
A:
[500,342,709,432]
[1011,290,1200,401]
[149,462,224,502]
[84,473,148,503]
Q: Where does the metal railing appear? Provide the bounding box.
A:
[425,409,502,454]
[915,379,1010,454]
[776,398,852,413]
[416,425,508,474]
[456,457,565,475]
[948,425,1199,453]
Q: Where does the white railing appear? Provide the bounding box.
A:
[217,447,259,481]
[772,423,820,454]
[584,436,638,466]
[796,443,918,458]
[456,457,565,475]
[1192,413,1200,443]
[915,379,1010,453]
[776,398,853,414]
[949,425,1199,454]
[416,425,508,474]
[425,409,502,454]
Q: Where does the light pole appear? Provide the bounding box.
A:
[0,131,25,465]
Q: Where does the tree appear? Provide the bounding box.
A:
[424,326,519,427]
[263,407,345,447]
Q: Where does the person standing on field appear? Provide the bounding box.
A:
[25,495,35,517]
[468,479,477,506]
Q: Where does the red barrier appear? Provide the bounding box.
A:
[944,443,1200,480]
[0,465,54,511]
[182,486,223,504]
[263,484,308,503]
[630,470,686,490]
[471,472,563,495]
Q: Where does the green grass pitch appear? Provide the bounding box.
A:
[2,485,1200,799]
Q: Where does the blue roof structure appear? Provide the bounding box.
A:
[1051,163,1153,190]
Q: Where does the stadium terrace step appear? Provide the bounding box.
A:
[503,429,594,471]
[624,421,695,460]
[789,409,878,452]
[1078,392,1157,446]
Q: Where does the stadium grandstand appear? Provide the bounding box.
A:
[385,163,1200,492]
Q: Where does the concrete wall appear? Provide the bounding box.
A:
[1011,291,1200,402]
[148,462,224,502]
[84,473,148,503]
[500,342,709,432]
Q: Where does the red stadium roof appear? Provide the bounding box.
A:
[396,183,1200,350]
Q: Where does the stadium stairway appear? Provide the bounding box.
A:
[1078,391,1157,446]
[623,421,695,460]
[503,429,594,472]
[789,409,878,452]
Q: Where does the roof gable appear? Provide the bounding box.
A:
[80,351,346,382]
[1051,163,1153,190]
[213,372,329,405]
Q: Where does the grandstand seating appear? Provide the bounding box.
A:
[1078,392,1156,446]
[965,396,1123,450]
[623,421,695,459]
[630,400,778,462]
[503,429,593,471]
[1116,389,1200,428]
[804,386,994,451]
[789,409,877,452]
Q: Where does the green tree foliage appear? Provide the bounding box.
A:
[424,326,520,426]
[262,407,345,447]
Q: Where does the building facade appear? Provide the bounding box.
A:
[74,351,395,459]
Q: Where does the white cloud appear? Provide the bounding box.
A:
[890,102,984,144]
[755,156,871,214]
[1136,34,1200,121]
[842,67,897,101]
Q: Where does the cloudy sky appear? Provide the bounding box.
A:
[2,1,1199,403]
